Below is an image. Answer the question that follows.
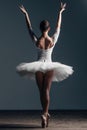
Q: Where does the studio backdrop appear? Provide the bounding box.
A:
[0,0,87,110]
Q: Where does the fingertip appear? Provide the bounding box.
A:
[18,5,21,9]
[61,2,63,6]
[64,3,66,8]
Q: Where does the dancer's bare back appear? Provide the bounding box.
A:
[36,36,54,50]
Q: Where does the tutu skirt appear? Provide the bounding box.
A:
[16,61,74,82]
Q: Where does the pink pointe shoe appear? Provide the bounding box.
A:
[41,113,51,128]
[46,113,50,127]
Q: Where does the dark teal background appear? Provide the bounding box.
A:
[0,0,87,110]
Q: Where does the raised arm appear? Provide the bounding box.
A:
[19,5,38,43]
[52,2,66,44]
[56,2,66,29]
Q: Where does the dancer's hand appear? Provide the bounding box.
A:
[60,2,66,13]
[19,5,27,15]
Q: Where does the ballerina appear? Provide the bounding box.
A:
[16,2,74,128]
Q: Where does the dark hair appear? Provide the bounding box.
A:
[40,20,50,32]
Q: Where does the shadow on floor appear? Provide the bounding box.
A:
[0,123,41,129]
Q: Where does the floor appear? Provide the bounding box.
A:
[0,110,87,130]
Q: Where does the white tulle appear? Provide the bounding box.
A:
[16,46,74,82]
[16,27,74,82]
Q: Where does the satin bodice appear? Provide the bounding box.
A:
[36,28,60,62]
[37,47,54,62]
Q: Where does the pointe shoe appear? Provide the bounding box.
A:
[41,114,47,128]
[46,113,51,127]
[41,113,51,128]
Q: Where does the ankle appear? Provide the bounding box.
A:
[42,112,48,116]
[42,112,50,117]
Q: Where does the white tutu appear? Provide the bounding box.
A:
[16,46,74,82]
[16,27,74,82]
[16,60,74,81]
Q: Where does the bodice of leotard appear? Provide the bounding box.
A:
[36,27,60,62]
[37,47,54,62]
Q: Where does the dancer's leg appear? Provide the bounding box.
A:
[36,70,53,128]
[42,70,54,114]
[35,71,44,109]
